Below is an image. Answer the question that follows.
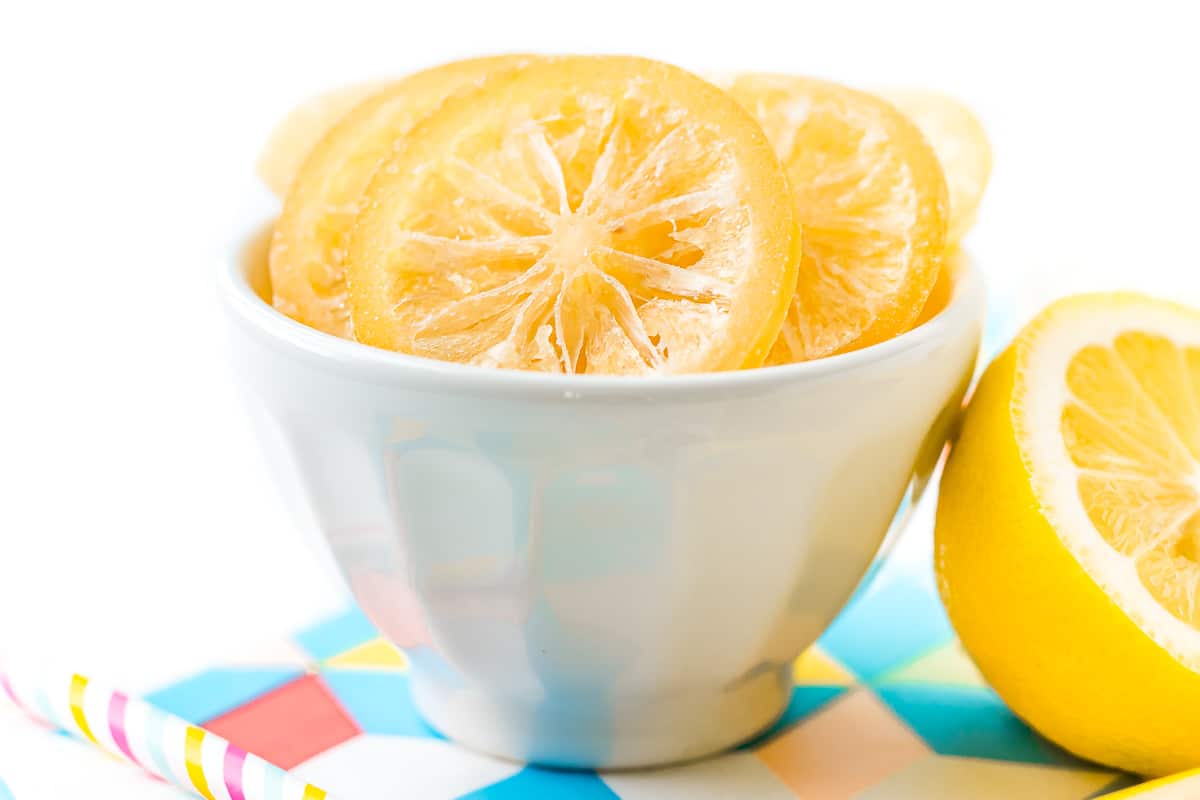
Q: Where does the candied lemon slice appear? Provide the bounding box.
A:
[913,247,965,327]
[724,74,947,362]
[881,89,992,246]
[270,55,536,338]
[346,56,800,375]
[938,293,1200,775]
[256,80,389,199]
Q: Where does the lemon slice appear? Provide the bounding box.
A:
[256,79,390,199]
[938,293,1200,775]
[913,247,965,327]
[346,56,799,375]
[724,75,948,362]
[881,89,992,246]
[269,55,537,338]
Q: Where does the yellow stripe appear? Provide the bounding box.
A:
[68,674,99,745]
[302,785,328,800]
[184,726,216,800]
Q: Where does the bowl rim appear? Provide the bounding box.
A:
[219,214,986,397]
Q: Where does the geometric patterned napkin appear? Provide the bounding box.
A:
[123,554,1148,799]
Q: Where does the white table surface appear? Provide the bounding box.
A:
[2,1,1199,796]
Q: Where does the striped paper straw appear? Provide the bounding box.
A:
[0,666,331,800]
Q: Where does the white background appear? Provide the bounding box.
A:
[2,0,1199,795]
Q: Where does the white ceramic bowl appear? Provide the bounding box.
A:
[219,218,985,768]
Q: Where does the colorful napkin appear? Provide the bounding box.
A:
[4,552,1191,799]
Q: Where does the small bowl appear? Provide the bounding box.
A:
[218,216,984,768]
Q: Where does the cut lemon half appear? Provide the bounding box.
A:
[256,80,390,199]
[938,293,1200,776]
[724,75,948,362]
[346,56,800,375]
[270,55,537,338]
[881,89,992,247]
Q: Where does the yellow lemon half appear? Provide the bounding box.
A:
[937,293,1200,776]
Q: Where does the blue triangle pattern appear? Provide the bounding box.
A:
[456,766,619,799]
[320,670,442,738]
